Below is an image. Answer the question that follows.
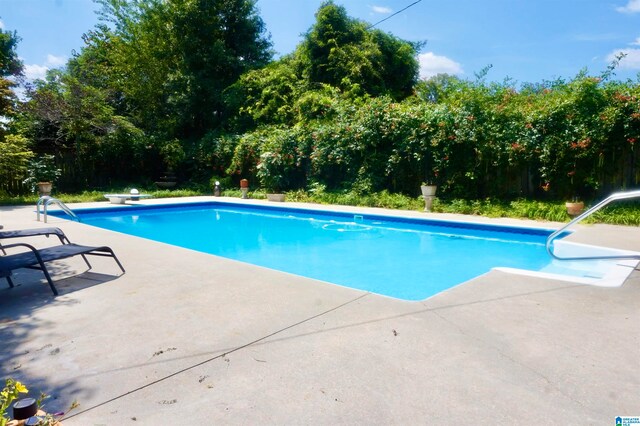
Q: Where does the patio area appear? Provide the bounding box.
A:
[1,197,639,424]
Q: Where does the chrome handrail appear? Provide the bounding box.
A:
[546,190,640,261]
[37,196,80,223]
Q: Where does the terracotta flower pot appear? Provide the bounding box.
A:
[565,201,584,216]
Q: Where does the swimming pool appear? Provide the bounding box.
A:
[50,201,637,300]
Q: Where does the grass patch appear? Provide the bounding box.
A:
[0,188,206,205]
[3,187,640,226]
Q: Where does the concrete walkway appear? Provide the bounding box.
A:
[0,198,638,425]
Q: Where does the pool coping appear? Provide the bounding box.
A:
[46,196,640,290]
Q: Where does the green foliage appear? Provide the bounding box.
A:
[159,138,185,172]
[92,0,272,137]
[0,134,33,188]
[18,70,150,190]
[2,183,640,225]
[186,131,239,185]
[225,58,301,128]
[0,26,23,130]
[1,378,28,426]
[7,0,640,208]
[227,0,419,133]
[23,154,62,192]
[0,28,22,78]
[0,378,78,426]
[15,0,273,190]
[230,71,640,203]
[299,1,418,99]
[228,126,307,191]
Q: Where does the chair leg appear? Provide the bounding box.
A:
[38,264,59,296]
[108,249,126,274]
[5,276,14,288]
[80,254,92,269]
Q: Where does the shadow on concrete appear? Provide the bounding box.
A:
[0,264,122,415]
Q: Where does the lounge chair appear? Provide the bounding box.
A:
[0,229,125,296]
[0,227,69,254]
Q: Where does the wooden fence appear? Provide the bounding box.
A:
[0,178,29,196]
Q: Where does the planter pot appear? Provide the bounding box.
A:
[7,409,64,425]
[155,181,176,188]
[565,201,584,216]
[37,182,52,196]
[240,179,249,188]
[267,193,285,202]
[420,185,437,197]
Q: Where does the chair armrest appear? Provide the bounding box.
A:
[0,242,48,279]
[0,242,41,253]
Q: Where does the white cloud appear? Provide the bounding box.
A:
[418,52,464,79]
[606,48,640,69]
[631,37,640,46]
[372,6,392,14]
[46,54,67,67]
[24,64,49,81]
[21,54,66,83]
[0,20,4,29]
[616,0,640,13]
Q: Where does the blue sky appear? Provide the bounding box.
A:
[2,0,640,86]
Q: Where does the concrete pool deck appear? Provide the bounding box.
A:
[0,197,638,424]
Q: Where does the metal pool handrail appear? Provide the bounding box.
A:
[546,190,640,261]
[36,196,80,223]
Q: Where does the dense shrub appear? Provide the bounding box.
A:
[225,74,640,201]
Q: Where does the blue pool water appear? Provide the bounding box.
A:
[53,202,573,300]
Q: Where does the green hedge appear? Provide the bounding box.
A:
[224,75,640,201]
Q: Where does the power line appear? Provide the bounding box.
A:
[366,0,424,30]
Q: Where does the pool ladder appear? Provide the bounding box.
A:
[36,196,80,223]
[546,190,640,261]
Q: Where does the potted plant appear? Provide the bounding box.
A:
[420,168,439,211]
[1,378,77,425]
[420,182,437,197]
[564,169,590,217]
[565,197,584,217]
[257,151,288,202]
[420,157,440,197]
[23,154,62,196]
[240,178,249,199]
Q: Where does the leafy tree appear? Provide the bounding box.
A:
[67,24,128,113]
[92,0,272,138]
[19,69,148,189]
[225,56,302,129]
[228,1,420,131]
[0,25,23,133]
[414,74,463,104]
[0,134,33,193]
[168,0,273,135]
[17,0,273,187]
[0,27,22,77]
[299,1,419,99]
